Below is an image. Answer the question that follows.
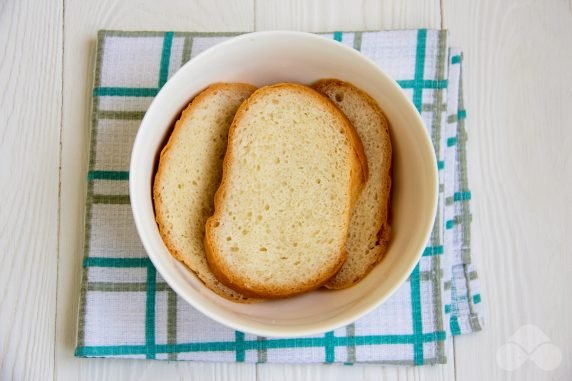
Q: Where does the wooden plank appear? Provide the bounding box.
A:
[443,0,572,380]
[0,0,62,380]
[255,0,441,31]
[56,0,255,380]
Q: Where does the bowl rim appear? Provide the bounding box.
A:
[129,30,439,337]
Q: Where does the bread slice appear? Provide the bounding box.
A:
[153,83,258,303]
[204,83,368,298]
[312,79,392,289]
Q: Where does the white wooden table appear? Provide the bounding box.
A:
[2,0,571,380]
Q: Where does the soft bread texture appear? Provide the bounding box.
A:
[313,79,392,289]
[205,83,368,298]
[153,83,258,303]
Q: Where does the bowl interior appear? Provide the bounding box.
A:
[130,31,437,337]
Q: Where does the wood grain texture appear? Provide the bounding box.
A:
[444,0,572,380]
[255,0,441,31]
[0,0,62,380]
[56,0,255,380]
[2,0,565,379]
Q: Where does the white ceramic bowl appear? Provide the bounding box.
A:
[130,31,438,337]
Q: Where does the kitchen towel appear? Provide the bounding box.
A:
[75,29,483,364]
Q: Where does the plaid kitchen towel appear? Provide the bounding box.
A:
[75,29,484,364]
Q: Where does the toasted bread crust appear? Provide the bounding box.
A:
[154,82,260,303]
[204,83,367,298]
[312,79,392,289]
